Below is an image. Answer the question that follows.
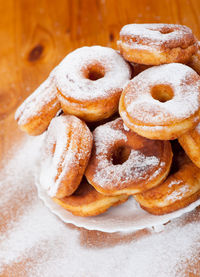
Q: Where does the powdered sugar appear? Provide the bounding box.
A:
[90,118,166,191]
[119,23,194,49]
[39,115,92,197]
[123,122,130,131]
[168,179,182,188]
[166,185,190,202]
[0,133,200,276]
[195,122,200,134]
[39,116,73,197]
[124,63,200,125]
[15,75,59,125]
[94,149,160,188]
[55,46,131,101]
[94,119,127,155]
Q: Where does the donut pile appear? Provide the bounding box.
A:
[15,23,200,217]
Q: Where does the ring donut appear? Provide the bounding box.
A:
[134,142,200,215]
[15,74,61,135]
[39,115,93,198]
[117,23,198,65]
[119,63,200,140]
[178,122,200,168]
[85,118,172,196]
[52,177,129,217]
[188,41,200,75]
[55,46,131,122]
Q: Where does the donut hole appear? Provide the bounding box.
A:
[84,64,105,81]
[148,27,173,34]
[159,28,173,34]
[151,84,174,103]
[112,146,131,165]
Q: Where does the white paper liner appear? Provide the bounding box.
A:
[35,178,200,233]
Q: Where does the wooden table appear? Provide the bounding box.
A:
[0,1,200,276]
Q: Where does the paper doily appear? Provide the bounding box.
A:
[35,178,200,233]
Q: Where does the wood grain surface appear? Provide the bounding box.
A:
[1,0,200,151]
[0,0,200,276]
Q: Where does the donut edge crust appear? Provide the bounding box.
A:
[52,194,129,217]
[119,90,199,140]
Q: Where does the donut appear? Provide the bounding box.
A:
[117,23,198,65]
[188,41,200,75]
[134,142,200,215]
[178,122,200,168]
[119,63,200,140]
[55,46,131,122]
[39,115,93,198]
[85,118,172,196]
[52,177,129,217]
[15,74,61,136]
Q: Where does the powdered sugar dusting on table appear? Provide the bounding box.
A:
[55,46,131,101]
[0,134,200,276]
[125,63,200,125]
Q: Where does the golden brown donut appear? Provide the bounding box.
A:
[85,118,172,196]
[188,41,200,75]
[178,122,200,168]
[134,142,200,215]
[39,115,93,199]
[15,74,61,136]
[117,23,198,65]
[55,46,131,122]
[52,177,129,217]
[119,63,200,140]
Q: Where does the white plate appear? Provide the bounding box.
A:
[35,178,200,233]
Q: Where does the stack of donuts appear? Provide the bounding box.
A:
[15,23,200,217]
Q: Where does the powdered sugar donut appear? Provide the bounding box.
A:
[39,115,93,199]
[15,74,61,136]
[52,177,129,217]
[188,41,200,75]
[118,23,198,65]
[134,142,200,215]
[179,122,200,168]
[119,63,200,140]
[85,118,172,196]
[55,46,131,122]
